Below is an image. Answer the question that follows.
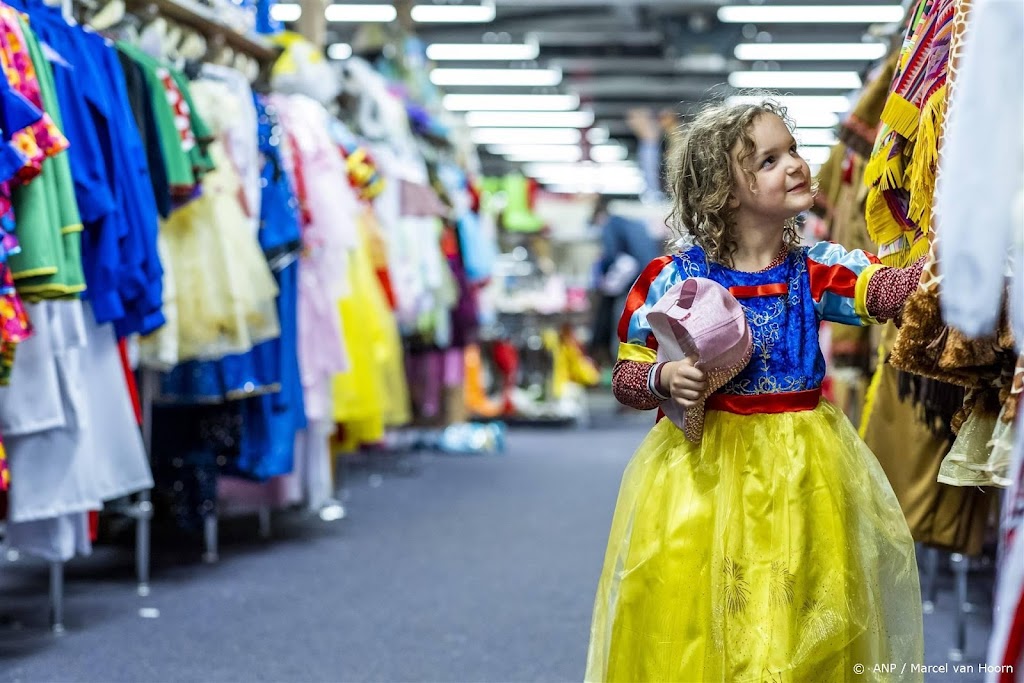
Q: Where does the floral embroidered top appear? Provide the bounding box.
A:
[613,242,924,410]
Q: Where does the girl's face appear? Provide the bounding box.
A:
[729,113,813,225]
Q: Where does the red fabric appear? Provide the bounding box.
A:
[1001,590,1024,683]
[611,359,660,411]
[706,389,822,415]
[118,340,143,426]
[729,283,788,299]
[89,510,99,542]
[806,258,860,302]
[865,256,926,322]
[617,256,675,344]
[287,133,313,226]
[375,268,397,310]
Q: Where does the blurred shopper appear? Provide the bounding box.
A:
[587,197,661,372]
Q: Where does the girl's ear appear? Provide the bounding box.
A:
[727,192,740,210]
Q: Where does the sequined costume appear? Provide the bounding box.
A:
[587,242,925,682]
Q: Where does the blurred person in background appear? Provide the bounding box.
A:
[587,196,662,375]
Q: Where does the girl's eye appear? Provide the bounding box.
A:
[790,145,799,155]
[761,156,775,169]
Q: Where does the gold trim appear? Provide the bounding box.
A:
[616,342,656,363]
[854,263,884,325]
[12,267,59,280]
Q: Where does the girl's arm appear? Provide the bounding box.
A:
[612,254,685,409]
[807,242,926,325]
[612,359,667,410]
[864,256,927,322]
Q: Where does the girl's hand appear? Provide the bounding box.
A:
[660,358,708,408]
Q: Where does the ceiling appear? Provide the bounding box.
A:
[325,1,902,189]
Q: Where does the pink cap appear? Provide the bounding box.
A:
[647,277,753,442]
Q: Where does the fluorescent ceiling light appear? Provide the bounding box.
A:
[735,42,888,62]
[427,43,539,61]
[729,71,862,90]
[718,5,905,24]
[412,2,495,23]
[587,127,609,144]
[525,162,641,181]
[443,94,579,111]
[430,68,562,87]
[546,179,646,196]
[327,43,352,60]
[325,4,396,22]
[591,144,629,162]
[795,128,838,147]
[271,2,301,21]
[727,95,851,112]
[471,128,582,145]
[786,111,840,128]
[464,111,594,128]
[798,146,833,164]
[492,145,583,162]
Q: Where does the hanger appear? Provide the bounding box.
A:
[88,0,124,29]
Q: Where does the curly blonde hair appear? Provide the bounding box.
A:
[666,99,802,267]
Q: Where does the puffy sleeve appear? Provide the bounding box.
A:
[806,241,884,326]
[616,255,683,362]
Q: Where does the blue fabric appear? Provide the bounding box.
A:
[232,261,305,481]
[18,6,165,333]
[599,214,662,295]
[84,32,165,336]
[254,95,301,260]
[622,243,877,397]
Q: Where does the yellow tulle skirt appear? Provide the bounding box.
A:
[586,400,923,683]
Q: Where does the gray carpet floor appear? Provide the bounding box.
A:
[0,402,996,682]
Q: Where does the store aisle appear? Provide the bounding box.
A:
[0,405,996,683]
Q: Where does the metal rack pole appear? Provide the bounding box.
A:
[137,368,155,597]
[49,560,65,634]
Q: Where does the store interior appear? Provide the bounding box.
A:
[0,0,1020,681]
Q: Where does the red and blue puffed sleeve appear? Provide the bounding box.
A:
[616,255,683,363]
[806,241,885,326]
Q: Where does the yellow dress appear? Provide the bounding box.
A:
[331,208,410,451]
[587,245,923,682]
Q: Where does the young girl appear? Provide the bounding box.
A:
[585,101,925,682]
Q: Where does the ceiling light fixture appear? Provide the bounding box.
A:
[492,145,584,162]
[430,68,562,87]
[271,2,301,21]
[464,111,594,128]
[727,94,852,112]
[795,128,839,147]
[443,94,580,111]
[728,71,862,89]
[785,111,841,128]
[718,5,905,24]
[471,128,583,145]
[590,144,629,163]
[325,4,397,22]
[735,42,888,61]
[327,43,352,60]
[796,146,833,165]
[426,42,539,61]
[412,2,495,23]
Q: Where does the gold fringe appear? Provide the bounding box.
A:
[906,85,949,235]
[879,94,921,141]
[859,343,888,438]
[877,148,906,192]
[865,186,906,246]
[863,136,896,187]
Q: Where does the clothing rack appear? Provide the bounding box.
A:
[3,0,285,633]
[122,0,279,63]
